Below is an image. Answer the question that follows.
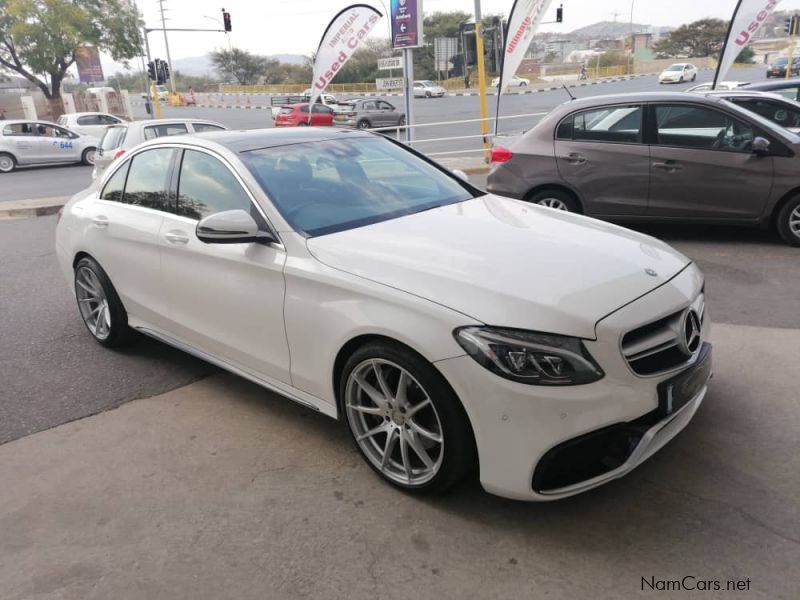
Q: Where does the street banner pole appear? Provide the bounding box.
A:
[309,4,384,122]
[474,1,490,159]
[713,0,780,89]
[494,0,552,135]
[390,0,424,143]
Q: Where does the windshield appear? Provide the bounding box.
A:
[241,136,476,237]
[773,57,788,66]
[667,65,684,71]
[419,81,434,86]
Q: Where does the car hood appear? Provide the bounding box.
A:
[306,196,691,339]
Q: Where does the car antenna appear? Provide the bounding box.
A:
[562,84,576,101]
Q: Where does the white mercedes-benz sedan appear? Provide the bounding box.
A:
[55,128,712,501]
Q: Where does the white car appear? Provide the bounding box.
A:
[0,119,98,173]
[492,75,531,88]
[413,80,447,98]
[57,112,127,138]
[686,81,746,93]
[56,128,712,501]
[659,63,698,84]
[140,85,169,101]
[92,118,226,179]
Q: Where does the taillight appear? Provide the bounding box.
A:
[490,147,513,164]
[113,149,125,160]
[347,112,357,118]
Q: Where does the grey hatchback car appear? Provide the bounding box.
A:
[487,92,800,246]
[334,98,406,130]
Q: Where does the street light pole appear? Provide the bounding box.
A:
[628,0,635,75]
[474,0,490,160]
[204,15,232,50]
[158,0,177,94]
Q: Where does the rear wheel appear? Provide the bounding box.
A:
[776,195,800,246]
[74,256,133,347]
[526,188,580,212]
[341,342,475,494]
[81,147,96,166]
[398,115,406,127]
[357,119,371,130]
[0,152,16,173]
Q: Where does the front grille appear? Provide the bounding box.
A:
[621,295,705,376]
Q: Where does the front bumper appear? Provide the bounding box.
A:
[435,264,710,501]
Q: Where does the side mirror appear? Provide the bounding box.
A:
[452,169,469,182]
[752,136,770,155]
[196,209,267,244]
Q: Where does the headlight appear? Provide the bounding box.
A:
[454,326,604,386]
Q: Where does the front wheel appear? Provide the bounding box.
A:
[81,147,96,166]
[341,342,475,494]
[776,195,800,246]
[0,152,16,173]
[425,91,432,98]
[74,257,133,347]
[691,73,697,81]
[520,81,528,87]
[679,75,684,83]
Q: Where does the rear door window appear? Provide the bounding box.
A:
[77,115,102,126]
[571,105,642,143]
[143,123,189,140]
[191,123,225,132]
[122,148,176,211]
[2,123,34,136]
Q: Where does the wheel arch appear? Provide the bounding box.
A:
[769,187,800,228]
[523,183,584,214]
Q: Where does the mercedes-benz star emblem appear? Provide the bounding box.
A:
[679,309,702,356]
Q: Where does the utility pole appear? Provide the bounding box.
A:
[787,15,798,80]
[474,0,490,160]
[158,0,177,94]
[628,0,635,75]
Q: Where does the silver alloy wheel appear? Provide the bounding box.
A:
[345,358,444,486]
[790,205,800,238]
[84,149,96,165]
[0,155,14,172]
[75,266,111,340]
[537,197,569,211]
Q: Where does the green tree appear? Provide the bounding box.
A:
[735,46,755,64]
[209,48,268,85]
[652,18,728,58]
[0,0,141,100]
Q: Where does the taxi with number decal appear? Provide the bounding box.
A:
[0,119,99,173]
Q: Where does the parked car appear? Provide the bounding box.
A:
[766,56,800,78]
[487,91,800,246]
[491,75,531,87]
[658,63,698,84]
[92,118,226,179]
[705,90,800,133]
[0,119,98,173]
[56,127,712,500]
[334,98,406,129]
[745,76,800,101]
[686,81,746,93]
[274,103,334,127]
[140,85,169,101]
[413,80,446,98]
[57,112,127,138]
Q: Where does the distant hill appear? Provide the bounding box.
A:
[270,54,307,65]
[569,21,661,39]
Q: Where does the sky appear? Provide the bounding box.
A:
[104,0,800,73]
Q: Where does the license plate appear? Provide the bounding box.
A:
[334,115,346,121]
[657,343,712,417]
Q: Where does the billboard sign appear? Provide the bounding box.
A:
[378,56,404,70]
[376,77,404,89]
[75,46,104,84]
[391,0,423,49]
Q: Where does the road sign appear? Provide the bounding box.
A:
[376,77,404,90]
[378,56,404,70]
[391,0,423,49]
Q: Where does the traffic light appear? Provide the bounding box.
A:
[556,4,563,23]
[785,16,799,35]
[160,61,170,83]
[147,61,156,81]
[222,9,232,32]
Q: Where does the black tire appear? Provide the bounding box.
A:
[0,152,16,173]
[520,82,528,87]
[776,195,800,246]
[679,75,684,83]
[73,256,133,347]
[398,115,406,127]
[425,91,432,98]
[526,188,581,213]
[357,119,371,130]
[340,341,476,495]
[691,73,696,81]
[81,147,96,166]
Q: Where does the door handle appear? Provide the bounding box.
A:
[653,161,681,172]
[559,153,587,165]
[91,215,109,228]
[164,231,190,245]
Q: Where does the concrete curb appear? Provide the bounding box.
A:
[0,196,70,219]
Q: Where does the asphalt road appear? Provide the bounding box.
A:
[0,65,767,203]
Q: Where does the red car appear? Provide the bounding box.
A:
[274,103,334,127]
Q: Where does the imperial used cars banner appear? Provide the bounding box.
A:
[714,0,780,88]
[310,4,383,108]
[495,0,552,131]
